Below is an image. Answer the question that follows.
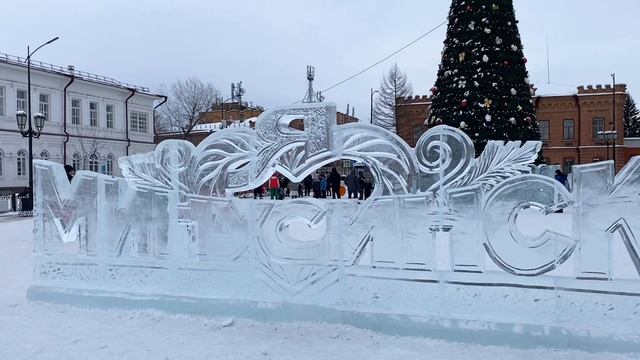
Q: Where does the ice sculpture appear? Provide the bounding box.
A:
[31,102,640,344]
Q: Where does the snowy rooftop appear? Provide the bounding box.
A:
[531,83,578,96]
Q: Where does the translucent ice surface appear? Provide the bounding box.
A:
[32,102,640,341]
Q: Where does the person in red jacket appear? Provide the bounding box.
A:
[268,173,280,200]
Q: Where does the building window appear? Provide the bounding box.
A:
[16,89,27,111]
[563,158,575,174]
[89,153,99,172]
[72,152,81,170]
[106,104,115,129]
[17,150,27,177]
[71,99,81,125]
[0,86,5,116]
[538,120,550,141]
[89,101,99,127]
[39,93,50,120]
[130,111,148,133]
[563,119,574,140]
[40,150,49,160]
[592,117,605,139]
[106,153,114,175]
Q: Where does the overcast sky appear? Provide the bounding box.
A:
[2,0,638,122]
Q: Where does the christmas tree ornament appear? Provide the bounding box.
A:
[430,86,439,94]
[522,57,528,64]
[525,116,532,123]
[509,117,516,124]
[460,121,467,128]
[428,0,539,155]
[466,5,472,11]
[436,118,443,124]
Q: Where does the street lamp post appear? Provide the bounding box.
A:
[15,36,59,212]
[370,88,379,125]
[611,73,617,171]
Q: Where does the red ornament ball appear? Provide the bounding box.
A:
[460,99,468,108]
[430,86,439,94]
[522,57,528,64]
[503,60,510,66]
[525,116,532,123]
[466,5,472,11]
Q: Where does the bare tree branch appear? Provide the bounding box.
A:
[373,64,412,133]
[157,78,220,138]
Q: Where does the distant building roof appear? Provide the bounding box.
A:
[0,51,161,96]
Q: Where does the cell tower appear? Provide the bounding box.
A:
[231,81,245,104]
[302,65,323,103]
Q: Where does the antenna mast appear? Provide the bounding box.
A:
[302,65,323,103]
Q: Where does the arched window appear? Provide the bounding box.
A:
[106,153,114,176]
[16,150,27,177]
[40,150,49,160]
[72,152,81,171]
[89,153,99,172]
[0,149,4,177]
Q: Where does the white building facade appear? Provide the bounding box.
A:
[0,53,165,192]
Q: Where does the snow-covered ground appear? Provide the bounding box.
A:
[0,216,638,359]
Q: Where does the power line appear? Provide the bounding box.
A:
[294,19,447,103]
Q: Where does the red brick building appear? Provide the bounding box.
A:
[396,84,635,173]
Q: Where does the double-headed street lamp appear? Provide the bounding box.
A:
[15,36,59,212]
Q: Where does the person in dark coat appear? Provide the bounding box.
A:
[328,167,341,199]
[554,170,568,188]
[363,178,373,199]
[312,175,321,198]
[345,170,359,199]
[64,165,76,183]
[357,171,366,200]
[554,170,568,213]
[303,174,313,197]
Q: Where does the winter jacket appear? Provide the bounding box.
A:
[269,176,280,189]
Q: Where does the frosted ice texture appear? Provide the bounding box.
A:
[32,102,640,335]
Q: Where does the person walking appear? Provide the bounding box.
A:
[328,167,341,199]
[319,174,328,198]
[346,169,359,199]
[268,173,280,200]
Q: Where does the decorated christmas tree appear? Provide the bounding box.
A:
[428,0,539,155]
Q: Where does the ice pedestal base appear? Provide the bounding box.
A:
[29,273,640,352]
